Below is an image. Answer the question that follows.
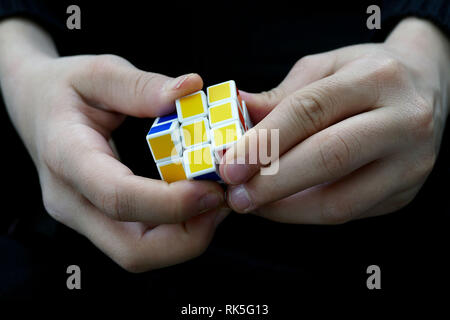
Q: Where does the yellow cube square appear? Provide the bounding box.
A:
[181,117,210,148]
[208,99,245,128]
[183,144,218,179]
[147,120,182,162]
[207,80,242,108]
[157,158,186,183]
[210,120,243,160]
[175,90,208,122]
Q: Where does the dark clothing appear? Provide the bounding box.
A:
[1,0,449,309]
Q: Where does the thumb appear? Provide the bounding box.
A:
[70,55,203,117]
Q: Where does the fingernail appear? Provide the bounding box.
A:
[165,73,193,91]
[223,161,249,185]
[228,185,252,213]
[199,192,223,213]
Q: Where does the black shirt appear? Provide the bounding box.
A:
[1,0,449,308]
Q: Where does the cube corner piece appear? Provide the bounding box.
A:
[183,144,221,181]
[175,90,208,123]
[156,157,187,183]
[146,120,182,163]
[206,80,239,107]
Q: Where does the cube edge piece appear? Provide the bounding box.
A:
[206,80,237,106]
[208,98,243,129]
[182,143,220,180]
[146,120,182,163]
[175,90,208,123]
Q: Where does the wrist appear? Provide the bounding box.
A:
[385,18,450,116]
[0,18,58,81]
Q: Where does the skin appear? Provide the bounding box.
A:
[1,16,449,272]
[0,18,228,272]
[221,18,450,224]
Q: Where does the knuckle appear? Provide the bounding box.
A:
[416,152,436,179]
[42,187,64,223]
[41,130,67,177]
[83,54,128,82]
[164,186,184,223]
[131,72,156,107]
[168,197,185,223]
[423,151,437,174]
[166,182,201,223]
[321,200,355,224]
[184,230,211,259]
[318,133,354,177]
[115,251,148,273]
[393,194,415,211]
[260,86,285,107]
[42,147,64,177]
[400,151,436,187]
[407,95,434,140]
[370,56,404,84]
[287,92,326,135]
[97,185,133,221]
[295,54,320,72]
[89,54,127,69]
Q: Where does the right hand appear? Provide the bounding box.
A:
[0,19,227,272]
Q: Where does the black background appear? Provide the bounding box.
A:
[0,0,449,313]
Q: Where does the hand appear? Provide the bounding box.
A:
[220,18,450,224]
[0,18,227,272]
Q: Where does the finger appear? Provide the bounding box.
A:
[60,186,231,272]
[226,108,404,213]
[356,187,420,219]
[220,57,385,185]
[240,44,376,123]
[70,54,203,117]
[240,51,338,123]
[54,125,225,224]
[253,158,404,225]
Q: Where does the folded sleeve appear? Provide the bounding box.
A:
[372,0,449,41]
[0,0,65,37]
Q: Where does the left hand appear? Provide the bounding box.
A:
[220,17,450,224]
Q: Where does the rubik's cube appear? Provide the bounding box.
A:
[146,80,253,183]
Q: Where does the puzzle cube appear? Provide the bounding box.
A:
[183,144,220,180]
[156,157,187,183]
[175,90,208,123]
[180,117,211,149]
[147,80,252,183]
[208,98,246,130]
[207,80,243,109]
[146,120,182,163]
[210,120,244,161]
